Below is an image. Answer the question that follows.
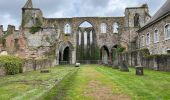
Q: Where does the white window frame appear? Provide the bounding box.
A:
[164,23,170,40]
[154,29,159,43]
[64,24,71,34]
[100,23,107,33]
[146,33,150,45]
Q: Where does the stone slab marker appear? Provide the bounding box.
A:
[136,66,144,75]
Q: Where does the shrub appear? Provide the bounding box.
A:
[0,55,23,75]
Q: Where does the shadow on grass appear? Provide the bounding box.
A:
[39,68,79,100]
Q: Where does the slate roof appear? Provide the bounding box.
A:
[138,0,170,32]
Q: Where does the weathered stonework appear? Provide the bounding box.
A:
[0,0,150,65]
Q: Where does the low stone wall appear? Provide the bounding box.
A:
[0,58,55,76]
[0,67,6,76]
[120,50,170,71]
[23,58,55,72]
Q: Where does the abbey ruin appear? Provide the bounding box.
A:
[0,0,151,65]
[0,0,170,71]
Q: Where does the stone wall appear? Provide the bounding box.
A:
[23,58,54,72]
[138,15,170,54]
[120,50,170,71]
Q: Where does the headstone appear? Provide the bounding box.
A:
[136,66,144,75]
[40,69,50,73]
[75,63,80,67]
[119,60,129,72]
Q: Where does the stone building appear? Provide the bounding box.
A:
[138,0,170,55]
[0,0,150,65]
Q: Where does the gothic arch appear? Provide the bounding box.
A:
[100,45,110,64]
[57,41,74,64]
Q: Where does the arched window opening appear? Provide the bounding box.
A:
[113,23,119,33]
[154,30,159,43]
[101,23,107,33]
[79,21,93,28]
[146,33,150,45]
[134,13,140,27]
[77,21,97,61]
[165,24,170,40]
[64,24,71,34]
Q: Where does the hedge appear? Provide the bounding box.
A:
[0,55,23,75]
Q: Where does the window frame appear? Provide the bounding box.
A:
[146,33,150,45]
[100,23,107,33]
[164,23,170,40]
[154,29,159,43]
[141,35,145,46]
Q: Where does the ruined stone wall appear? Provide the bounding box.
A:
[120,50,170,71]
[139,15,170,54]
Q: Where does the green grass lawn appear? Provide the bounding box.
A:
[0,65,77,100]
[42,65,170,100]
[0,65,170,100]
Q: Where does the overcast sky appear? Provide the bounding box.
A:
[0,0,166,30]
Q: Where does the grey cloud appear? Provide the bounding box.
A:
[0,0,166,30]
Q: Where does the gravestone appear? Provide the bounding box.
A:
[119,60,129,72]
[75,63,80,67]
[136,66,144,75]
[40,69,50,73]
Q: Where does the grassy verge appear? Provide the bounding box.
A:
[43,65,131,100]
[39,68,79,100]
[96,66,170,100]
[0,65,77,100]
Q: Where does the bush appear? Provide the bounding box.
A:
[0,56,23,75]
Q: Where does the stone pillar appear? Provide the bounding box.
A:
[72,50,76,64]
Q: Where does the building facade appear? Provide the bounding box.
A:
[138,0,170,55]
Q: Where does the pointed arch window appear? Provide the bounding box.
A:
[113,22,119,33]
[100,23,107,33]
[64,24,71,34]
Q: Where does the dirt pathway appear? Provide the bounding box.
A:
[61,65,131,100]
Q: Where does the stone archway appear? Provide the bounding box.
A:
[76,21,97,63]
[100,45,110,64]
[57,41,74,65]
[63,47,70,62]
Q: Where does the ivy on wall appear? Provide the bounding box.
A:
[30,18,42,34]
